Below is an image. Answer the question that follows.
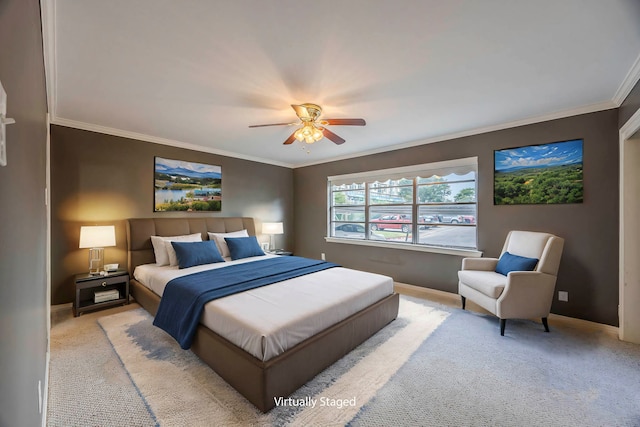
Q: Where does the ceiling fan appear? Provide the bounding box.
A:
[249,103,366,145]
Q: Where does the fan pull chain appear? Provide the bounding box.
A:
[299,142,311,154]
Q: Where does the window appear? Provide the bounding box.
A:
[328,157,478,253]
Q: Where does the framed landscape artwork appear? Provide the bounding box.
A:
[494,139,583,205]
[154,157,222,212]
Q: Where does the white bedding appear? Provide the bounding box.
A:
[134,255,394,361]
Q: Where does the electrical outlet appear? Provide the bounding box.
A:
[558,291,569,302]
[321,253,325,261]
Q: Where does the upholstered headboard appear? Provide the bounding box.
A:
[126,217,256,274]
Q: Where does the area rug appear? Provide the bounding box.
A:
[98,296,449,426]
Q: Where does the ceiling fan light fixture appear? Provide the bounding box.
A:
[293,127,305,142]
[294,123,324,144]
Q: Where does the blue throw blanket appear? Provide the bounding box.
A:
[153,256,339,349]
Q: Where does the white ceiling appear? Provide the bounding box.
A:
[42,0,640,168]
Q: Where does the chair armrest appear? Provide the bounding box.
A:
[496,271,557,319]
[461,257,498,271]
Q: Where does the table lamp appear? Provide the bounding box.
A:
[79,225,116,275]
[262,222,283,251]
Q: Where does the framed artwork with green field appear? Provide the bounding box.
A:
[494,139,583,205]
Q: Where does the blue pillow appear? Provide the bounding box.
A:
[495,251,539,276]
[171,240,225,269]
[224,236,265,260]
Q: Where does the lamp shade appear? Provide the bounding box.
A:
[262,222,283,235]
[79,226,116,248]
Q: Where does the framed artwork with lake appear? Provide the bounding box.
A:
[154,157,222,212]
[494,139,583,205]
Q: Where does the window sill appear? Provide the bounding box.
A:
[324,237,483,257]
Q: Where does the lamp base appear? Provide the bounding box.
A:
[88,247,104,275]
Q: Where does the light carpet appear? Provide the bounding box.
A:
[351,307,640,427]
[98,297,448,426]
[47,305,157,427]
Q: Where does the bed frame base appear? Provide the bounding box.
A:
[130,279,399,412]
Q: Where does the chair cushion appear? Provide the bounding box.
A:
[495,251,538,276]
[503,231,551,260]
[458,270,506,299]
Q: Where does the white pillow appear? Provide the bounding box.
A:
[207,230,249,258]
[150,233,202,266]
[163,240,187,267]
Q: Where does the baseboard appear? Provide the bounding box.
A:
[547,313,619,338]
[394,282,619,338]
[50,302,72,313]
[42,350,49,427]
[394,282,461,306]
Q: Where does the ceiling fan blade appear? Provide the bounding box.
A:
[322,127,346,145]
[248,122,297,128]
[322,118,366,126]
[283,131,297,145]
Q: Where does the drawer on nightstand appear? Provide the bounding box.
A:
[76,274,126,290]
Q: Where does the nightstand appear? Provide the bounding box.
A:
[267,250,293,256]
[73,270,130,317]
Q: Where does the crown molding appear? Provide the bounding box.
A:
[50,118,294,168]
[613,53,640,107]
[50,100,616,171]
[50,98,616,171]
[292,100,616,168]
[619,103,640,140]
[40,0,57,120]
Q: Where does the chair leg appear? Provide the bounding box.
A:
[542,317,550,332]
[500,319,506,336]
[461,296,466,310]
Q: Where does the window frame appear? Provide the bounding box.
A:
[326,157,482,257]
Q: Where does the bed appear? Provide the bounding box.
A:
[126,217,399,412]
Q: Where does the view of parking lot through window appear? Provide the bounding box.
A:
[329,161,477,250]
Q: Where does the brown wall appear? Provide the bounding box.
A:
[50,125,294,304]
[294,109,619,326]
[619,79,640,129]
[50,81,639,318]
[0,0,49,425]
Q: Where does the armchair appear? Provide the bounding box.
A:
[458,231,564,336]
